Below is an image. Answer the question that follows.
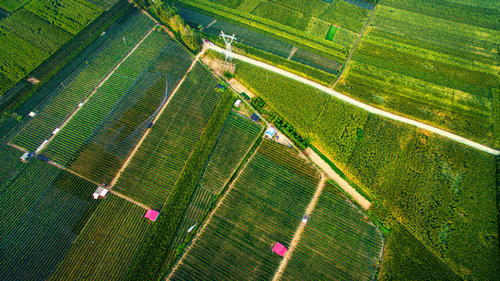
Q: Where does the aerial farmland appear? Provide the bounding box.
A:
[0,0,497,280]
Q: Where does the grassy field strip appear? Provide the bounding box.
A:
[272,176,326,281]
[109,47,204,188]
[305,147,370,209]
[207,44,500,155]
[34,25,158,156]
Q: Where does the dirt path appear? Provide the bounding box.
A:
[109,45,207,188]
[305,147,371,210]
[32,25,158,155]
[206,44,500,156]
[272,176,327,281]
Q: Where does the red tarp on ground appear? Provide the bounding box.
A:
[272,242,287,257]
[144,209,159,221]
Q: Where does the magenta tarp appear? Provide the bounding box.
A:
[145,209,159,221]
[272,242,287,257]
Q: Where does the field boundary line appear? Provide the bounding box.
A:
[206,44,500,155]
[272,175,326,281]
[109,46,208,188]
[305,147,371,209]
[34,24,158,156]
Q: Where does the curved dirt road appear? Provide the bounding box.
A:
[207,44,500,156]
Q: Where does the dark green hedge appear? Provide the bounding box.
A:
[125,90,234,281]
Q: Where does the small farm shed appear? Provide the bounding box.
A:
[250,113,260,122]
[93,186,109,199]
[272,242,287,257]
[144,209,160,221]
[234,99,241,107]
[265,127,276,138]
[215,83,227,92]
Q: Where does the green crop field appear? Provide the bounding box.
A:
[335,0,499,147]
[0,159,97,281]
[11,13,155,152]
[281,181,384,281]
[165,111,262,265]
[43,29,168,166]
[49,194,152,281]
[0,0,105,96]
[234,61,499,280]
[169,140,320,280]
[67,40,193,184]
[114,63,222,209]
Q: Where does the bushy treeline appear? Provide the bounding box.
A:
[234,61,499,280]
[134,0,201,51]
[125,90,234,281]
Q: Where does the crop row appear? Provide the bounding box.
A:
[43,29,169,165]
[115,63,221,209]
[0,159,97,281]
[281,181,384,281]
[234,61,499,280]
[11,13,155,151]
[49,194,152,281]
[169,140,320,280]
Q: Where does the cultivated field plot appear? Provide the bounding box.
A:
[234,61,499,280]
[11,13,156,152]
[165,111,262,264]
[0,159,97,281]
[169,140,320,280]
[43,29,169,166]
[335,0,500,147]
[114,63,221,209]
[49,194,152,281]
[67,40,193,184]
[281,181,384,281]
[0,0,104,95]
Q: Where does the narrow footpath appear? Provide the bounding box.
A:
[272,176,327,281]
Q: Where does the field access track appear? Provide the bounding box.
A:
[207,44,500,156]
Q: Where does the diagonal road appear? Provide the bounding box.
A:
[206,44,500,156]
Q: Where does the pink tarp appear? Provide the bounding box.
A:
[144,209,159,221]
[272,242,287,257]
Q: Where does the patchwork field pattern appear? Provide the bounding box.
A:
[43,29,169,166]
[234,61,499,280]
[281,181,384,281]
[335,0,500,147]
[169,140,320,280]
[11,13,155,152]
[114,63,222,209]
[67,40,194,184]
